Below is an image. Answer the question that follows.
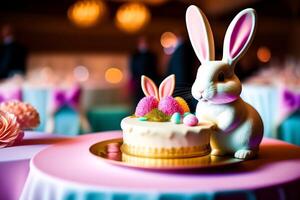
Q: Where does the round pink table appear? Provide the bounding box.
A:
[0,132,69,200]
[21,131,300,200]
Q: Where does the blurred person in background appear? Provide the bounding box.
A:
[0,24,27,79]
[129,36,159,106]
[166,31,198,112]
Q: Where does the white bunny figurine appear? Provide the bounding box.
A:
[186,5,263,160]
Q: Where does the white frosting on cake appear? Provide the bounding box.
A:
[121,117,215,148]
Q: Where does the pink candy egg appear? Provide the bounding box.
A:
[158,96,183,116]
[183,114,199,126]
[135,96,159,117]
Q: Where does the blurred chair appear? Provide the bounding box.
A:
[53,106,81,135]
[277,88,300,146]
[22,87,48,131]
[278,111,300,146]
[46,85,90,135]
[0,87,22,102]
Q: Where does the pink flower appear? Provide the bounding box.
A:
[0,110,23,148]
[158,96,183,115]
[0,100,40,130]
[135,96,159,117]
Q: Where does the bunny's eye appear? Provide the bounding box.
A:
[217,72,225,82]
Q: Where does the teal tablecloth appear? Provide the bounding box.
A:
[87,106,131,131]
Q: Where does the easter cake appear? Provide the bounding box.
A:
[121,75,216,159]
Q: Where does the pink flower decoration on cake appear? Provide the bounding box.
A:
[158,96,183,115]
[135,96,159,117]
[0,110,23,148]
[0,100,40,129]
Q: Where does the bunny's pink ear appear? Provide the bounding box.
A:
[223,8,257,66]
[159,74,175,99]
[186,5,215,63]
[141,75,159,99]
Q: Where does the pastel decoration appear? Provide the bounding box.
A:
[0,100,40,130]
[138,117,148,121]
[170,112,181,124]
[140,74,175,101]
[0,110,23,148]
[187,5,263,160]
[174,97,190,113]
[183,114,198,126]
[158,96,183,116]
[158,75,175,100]
[141,75,159,100]
[46,85,91,133]
[186,5,215,63]
[137,75,181,117]
[277,88,300,125]
[135,96,159,117]
[222,8,257,66]
[51,86,81,111]
[0,88,22,103]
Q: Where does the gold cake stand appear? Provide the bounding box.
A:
[89,138,243,170]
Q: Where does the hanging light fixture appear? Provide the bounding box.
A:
[115,2,151,33]
[68,0,106,28]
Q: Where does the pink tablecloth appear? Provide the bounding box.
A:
[21,131,300,200]
[0,132,69,200]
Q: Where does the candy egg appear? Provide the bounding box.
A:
[138,117,148,121]
[183,114,199,126]
[170,112,181,124]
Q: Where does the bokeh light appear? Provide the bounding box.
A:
[68,0,106,28]
[257,46,271,63]
[115,2,151,33]
[73,65,90,82]
[160,32,178,55]
[105,67,123,84]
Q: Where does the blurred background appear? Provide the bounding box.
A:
[0,0,299,144]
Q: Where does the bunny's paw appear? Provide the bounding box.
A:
[234,149,256,160]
